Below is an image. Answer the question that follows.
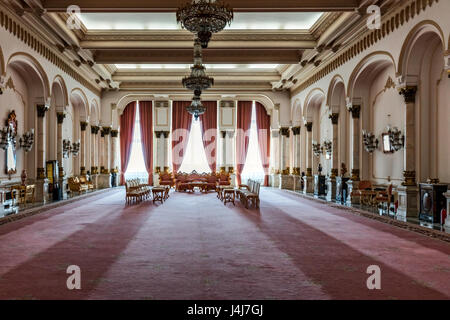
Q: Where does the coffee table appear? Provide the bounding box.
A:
[152,187,166,204]
[188,181,207,193]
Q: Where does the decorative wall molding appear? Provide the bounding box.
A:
[291,0,441,97]
[0,5,101,96]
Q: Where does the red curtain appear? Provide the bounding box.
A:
[139,101,153,185]
[119,101,137,185]
[236,101,253,185]
[255,102,271,186]
[199,101,217,173]
[172,101,193,173]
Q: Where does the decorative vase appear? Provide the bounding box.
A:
[21,169,27,185]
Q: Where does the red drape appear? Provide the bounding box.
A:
[139,101,153,185]
[119,101,137,185]
[199,101,217,173]
[236,101,253,185]
[172,101,193,173]
[255,102,271,186]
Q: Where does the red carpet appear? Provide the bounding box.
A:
[0,188,448,300]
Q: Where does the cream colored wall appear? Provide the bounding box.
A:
[0,11,101,182]
[289,0,450,184]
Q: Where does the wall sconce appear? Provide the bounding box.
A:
[362,130,379,153]
[323,140,332,159]
[387,126,404,152]
[19,129,34,152]
[71,141,81,156]
[312,141,322,157]
[0,126,17,150]
[63,139,71,158]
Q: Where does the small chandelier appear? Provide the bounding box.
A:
[387,126,404,152]
[187,95,206,120]
[312,141,322,157]
[176,0,234,48]
[182,39,214,96]
[362,130,379,153]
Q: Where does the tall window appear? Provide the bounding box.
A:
[241,102,265,184]
[124,103,148,181]
[178,118,211,173]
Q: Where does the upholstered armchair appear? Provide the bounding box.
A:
[217,173,231,186]
[79,176,94,190]
[204,174,217,192]
[375,184,393,213]
[68,177,89,195]
[159,172,175,187]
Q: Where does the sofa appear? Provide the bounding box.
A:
[175,171,219,192]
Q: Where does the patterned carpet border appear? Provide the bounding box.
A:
[0,188,116,226]
[284,189,450,244]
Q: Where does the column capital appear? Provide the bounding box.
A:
[398,86,417,103]
[291,126,301,135]
[37,104,49,117]
[56,112,66,124]
[305,122,313,132]
[279,127,290,137]
[226,130,235,138]
[101,127,111,136]
[91,126,100,134]
[111,130,119,138]
[155,131,170,138]
[220,130,227,139]
[348,105,361,119]
[329,113,339,125]
[80,121,88,131]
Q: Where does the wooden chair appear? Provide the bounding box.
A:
[375,184,393,214]
[236,179,261,209]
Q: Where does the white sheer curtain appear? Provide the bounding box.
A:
[178,118,211,173]
[124,103,149,182]
[241,103,265,184]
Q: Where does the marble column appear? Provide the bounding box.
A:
[110,130,119,187]
[303,122,314,194]
[35,104,49,203]
[162,131,170,173]
[279,127,293,190]
[80,121,88,175]
[220,131,227,172]
[346,104,361,204]
[292,126,302,191]
[56,112,68,199]
[98,126,111,188]
[270,130,280,188]
[327,113,339,201]
[226,130,236,186]
[90,126,100,188]
[444,191,450,231]
[397,85,418,218]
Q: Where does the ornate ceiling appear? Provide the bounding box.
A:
[3,0,398,93]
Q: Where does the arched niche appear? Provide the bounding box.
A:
[327,75,349,171]
[398,22,447,182]
[70,88,89,176]
[47,77,68,162]
[5,52,50,180]
[348,51,400,183]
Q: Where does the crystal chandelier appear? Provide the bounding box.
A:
[176,0,233,48]
[387,126,404,152]
[182,39,214,97]
[186,95,206,120]
[362,130,379,153]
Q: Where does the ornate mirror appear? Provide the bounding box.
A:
[5,111,17,176]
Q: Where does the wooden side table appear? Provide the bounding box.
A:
[152,187,166,204]
[223,188,236,206]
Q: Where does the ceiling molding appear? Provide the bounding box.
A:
[42,0,360,12]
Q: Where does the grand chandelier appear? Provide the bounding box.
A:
[182,39,214,97]
[187,95,206,120]
[176,0,234,48]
